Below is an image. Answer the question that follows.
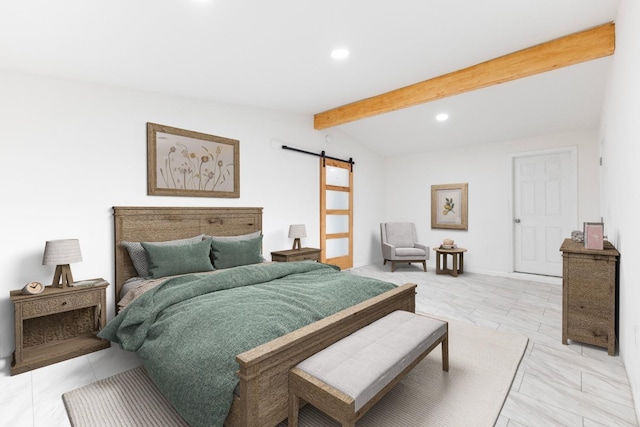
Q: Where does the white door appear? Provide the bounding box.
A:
[513,149,577,276]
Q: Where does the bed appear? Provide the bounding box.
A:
[106,206,417,427]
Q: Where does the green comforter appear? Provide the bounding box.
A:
[98,261,396,427]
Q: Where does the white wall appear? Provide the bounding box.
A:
[600,0,640,413]
[381,130,601,275]
[0,71,385,358]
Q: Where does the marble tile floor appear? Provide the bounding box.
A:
[351,264,639,427]
[0,264,637,427]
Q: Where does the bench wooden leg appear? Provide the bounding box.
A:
[442,333,449,372]
[288,392,300,427]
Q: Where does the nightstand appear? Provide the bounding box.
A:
[10,279,111,375]
[271,247,321,262]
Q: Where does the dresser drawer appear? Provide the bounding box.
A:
[567,310,610,348]
[20,291,101,318]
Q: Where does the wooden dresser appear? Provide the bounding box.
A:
[10,280,110,375]
[560,239,619,356]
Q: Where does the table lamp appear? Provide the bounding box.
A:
[42,239,82,288]
[288,224,307,250]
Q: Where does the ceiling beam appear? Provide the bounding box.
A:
[314,22,615,130]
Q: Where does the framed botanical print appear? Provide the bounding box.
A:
[431,183,468,230]
[147,122,240,198]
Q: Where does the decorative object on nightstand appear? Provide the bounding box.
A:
[22,281,44,295]
[10,278,110,375]
[271,247,321,263]
[288,224,307,250]
[42,238,82,288]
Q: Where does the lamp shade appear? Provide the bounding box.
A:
[42,239,82,265]
[288,224,307,239]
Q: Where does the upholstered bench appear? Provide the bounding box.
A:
[288,310,448,427]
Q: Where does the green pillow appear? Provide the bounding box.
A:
[142,238,214,279]
[212,235,263,269]
[122,234,205,278]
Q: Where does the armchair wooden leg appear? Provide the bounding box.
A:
[422,260,427,272]
[391,261,396,272]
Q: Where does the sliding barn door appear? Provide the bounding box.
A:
[320,158,353,270]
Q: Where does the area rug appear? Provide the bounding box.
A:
[63,318,528,427]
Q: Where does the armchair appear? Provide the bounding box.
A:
[380,222,429,272]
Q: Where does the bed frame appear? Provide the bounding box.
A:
[113,206,417,427]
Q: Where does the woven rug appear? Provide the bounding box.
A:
[63,318,528,427]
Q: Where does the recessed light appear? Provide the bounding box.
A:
[331,48,349,60]
[436,113,449,122]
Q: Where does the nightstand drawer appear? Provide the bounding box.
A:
[20,291,101,318]
[286,253,320,262]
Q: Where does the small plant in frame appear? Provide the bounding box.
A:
[147,123,240,198]
[442,197,455,215]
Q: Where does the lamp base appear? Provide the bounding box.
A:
[52,264,74,288]
[292,238,301,250]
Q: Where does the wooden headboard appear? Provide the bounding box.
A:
[113,206,263,300]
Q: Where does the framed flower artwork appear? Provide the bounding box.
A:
[147,123,239,198]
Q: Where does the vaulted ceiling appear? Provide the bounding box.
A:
[0,0,620,156]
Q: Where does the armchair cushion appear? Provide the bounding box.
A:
[384,223,415,248]
[395,247,427,257]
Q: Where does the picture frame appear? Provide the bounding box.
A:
[431,183,468,230]
[583,222,604,250]
[147,123,239,198]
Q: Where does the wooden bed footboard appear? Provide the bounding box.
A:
[224,283,417,427]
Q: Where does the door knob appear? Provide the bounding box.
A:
[514,218,521,223]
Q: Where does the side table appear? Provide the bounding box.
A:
[433,247,467,277]
[271,248,321,262]
[10,279,111,375]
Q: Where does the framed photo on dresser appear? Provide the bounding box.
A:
[583,222,604,250]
